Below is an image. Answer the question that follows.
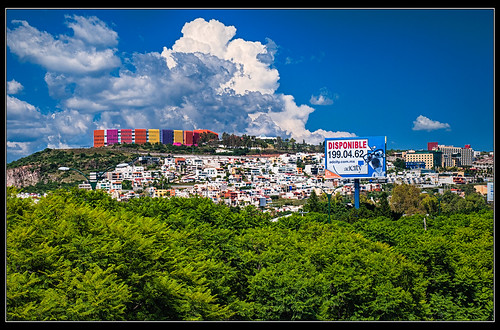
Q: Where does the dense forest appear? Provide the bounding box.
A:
[6,186,493,321]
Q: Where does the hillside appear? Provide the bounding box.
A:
[5,141,292,191]
[6,147,138,190]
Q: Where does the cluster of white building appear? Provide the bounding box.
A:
[89,153,332,210]
[16,151,493,207]
[82,152,489,208]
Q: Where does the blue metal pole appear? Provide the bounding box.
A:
[354,179,360,209]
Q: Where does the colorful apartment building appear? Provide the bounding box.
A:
[161,129,174,144]
[173,130,184,145]
[134,129,148,145]
[106,129,119,145]
[148,129,160,144]
[121,129,133,144]
[93,130,105,147]
[93,128,218,148]
[184,130,193,146]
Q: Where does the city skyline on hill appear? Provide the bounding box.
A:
[6,8,494,163]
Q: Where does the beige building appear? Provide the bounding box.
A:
[438,145,474,167]
[404,151,442,170]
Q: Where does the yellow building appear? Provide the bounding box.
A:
[173,130,184,144]
[404,151,436,169]
[148,129,160,144]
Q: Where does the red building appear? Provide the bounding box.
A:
[121,129,133,144]
[183,130,194,146]
[427,142,438,151]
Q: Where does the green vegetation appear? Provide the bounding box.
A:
[7,147,136,193]
[7,186,493,321]
[7,147,132,170]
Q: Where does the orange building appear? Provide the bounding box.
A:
[135,129,147,144]
[93,130,105,147]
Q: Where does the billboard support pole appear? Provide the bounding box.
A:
[354,179,360,209]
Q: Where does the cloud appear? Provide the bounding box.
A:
[7,16,357,162]
[7,96,53,162]
[412,115,451,131]
[309,87,338,106]
[64,15,118,48]
[7,141,32,157]
[7,79,23,94]
[7,95,42,124]
[7,18,120,74]
[161,18,279,95]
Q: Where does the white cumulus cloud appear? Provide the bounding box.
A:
[161,18,279,95]
[7,18,120,74]
[7,15,358,162]
[7,79,23,94]
[412,115,451,131]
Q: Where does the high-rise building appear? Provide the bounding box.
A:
[404,150,442,170]
[161,129,174,144]
[184,130,193,146]
[193,131,200,145]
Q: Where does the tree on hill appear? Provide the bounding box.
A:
[390,184,425,216]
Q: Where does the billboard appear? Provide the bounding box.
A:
[325,136,386,179]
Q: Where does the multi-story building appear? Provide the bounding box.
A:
[459,146,475,167]
[148,129,160,144]
[106,129,119,145]
[173,130,184,145]
[93,130,105,147]
[161,129,174,144]
[120,129,133,144]
[184,130,193,146]
[93,129,218,147]
[404,150,442,170]
[427,142,439,151]
[438,145,474,167]
[134,129,147,144]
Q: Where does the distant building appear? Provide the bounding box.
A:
[438,145,474,167]
[427,142,439,151]
[426,142,475,167]
[405,150,442,170]
[93,129,218,147]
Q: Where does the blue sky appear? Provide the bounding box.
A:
[6,9,494,163]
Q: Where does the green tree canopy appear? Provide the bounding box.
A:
[6,187,493,321]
